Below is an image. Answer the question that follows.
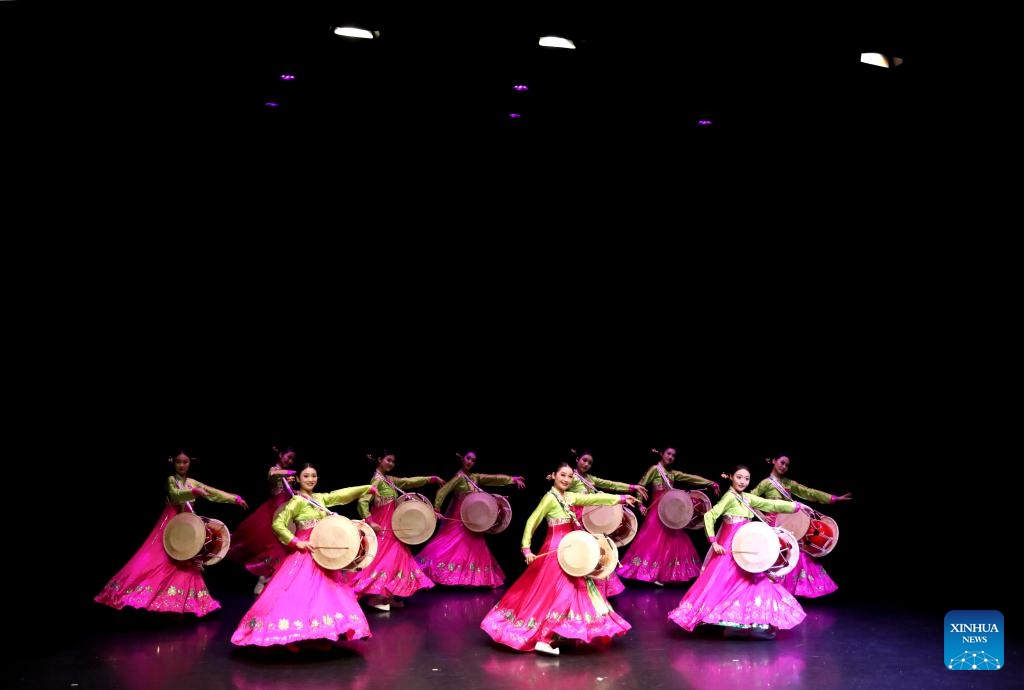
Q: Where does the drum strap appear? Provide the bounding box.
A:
[573,470,597,493]
[173,477,196,513]
[655,463,674,490]
[767,475,792,500]
[550,490,583,529]
[296,493,330,516]
[458,470,484,493]
[731,490,772,525]
[375,471,407,497]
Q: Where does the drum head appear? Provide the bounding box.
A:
[582,503,623,535]
[202,518,231,565]
[802,515,839,557]
[347,519,378,571]
[393,494,437,545]
[461,492,499,533]
[771,527,800,578]
[610,506,638,547]
[657,489,694,530]
[731,521,781,573]
[310,515,360,570]
[775,508,810,540]
[684,491,713,530]
[592,534,619,579]
[163,513,206,561]
[488,495,512,534]
[557,530,601,577]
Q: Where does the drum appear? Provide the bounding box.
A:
[657,489,694,529]
[774,506,810,539]
[584,505,638,547]
[557,530,618,579]
[767,527,800,578]
[163,513,232,565]
[309,514,361,570]
[608,507,638,547]
[346,519,378,571]
[461,493,513,534]
[684,491,712,530]
[800,513,839,557]
[392,493,437,545]
[581,503,623,536]
[731,521,797,574]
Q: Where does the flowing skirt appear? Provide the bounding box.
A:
[227,493,290,578]
[231,526,371,646]
[416,494,505,587]
[617,491,701,583]
[777,550,839,598]
[347,501,435,598]
[480,522,631,651]
[94,505,220,617]
[667,518,806,632]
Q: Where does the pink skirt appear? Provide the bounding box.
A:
[667,518,806,632]
[617,490,702,583]
[231,526,371,646]
[481,522,631,651]
[94,505,220,617]
[227,493,290,578]
[347,501,435,598]
[416,494,505,587]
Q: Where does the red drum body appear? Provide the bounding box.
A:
[163,513,231,565]
[800,513,839,557]
[684,491,712,530]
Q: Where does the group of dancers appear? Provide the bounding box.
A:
[95,446,851,654]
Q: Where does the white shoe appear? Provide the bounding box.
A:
[535,641,560,656]
[254,576,269,595]
[370,603,391,612]
[653,580,664,586]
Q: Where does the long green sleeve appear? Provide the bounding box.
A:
[521,491,619,549]
[273,485,373,544]
[752,476,832,505]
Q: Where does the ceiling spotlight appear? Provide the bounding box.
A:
[538,36,576,49]
[860,52,903,68]
[333,27,375,39]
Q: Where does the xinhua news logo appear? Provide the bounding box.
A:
[945,610,1003,670]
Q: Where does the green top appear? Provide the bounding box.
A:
[522,490,620,549]
[434,471,515,509]
[272,485,373,544]
[703,490,797,538]
[751,475,832,505]
[358,473,433,518]
[165,475,238,507]
[570,471,631,494]
[637,464,717,491]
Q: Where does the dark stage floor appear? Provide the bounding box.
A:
[16,584,1018,690]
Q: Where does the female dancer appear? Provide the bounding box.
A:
[416,451,525,587]
[617,447,719,585]
[569,449,648,596]
[95,451,248,616]
[481,462,641,655]
[668,464,807,639]
[751,455,851,598]
[227,445,297,594]
[231,463,376,652]
[347,451,443,611]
